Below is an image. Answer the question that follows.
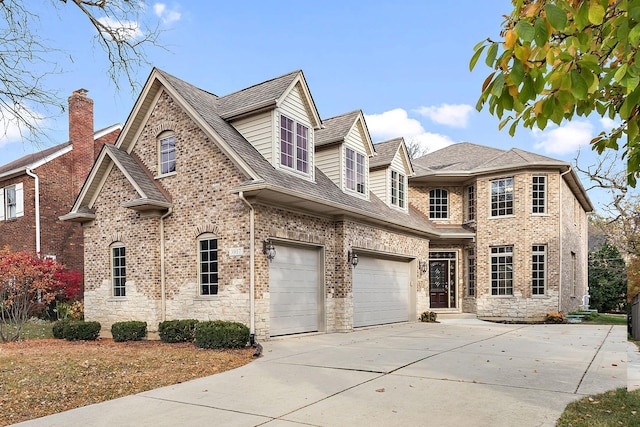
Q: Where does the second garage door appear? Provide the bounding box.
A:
[353,256,411,328]
[269,244,321,336]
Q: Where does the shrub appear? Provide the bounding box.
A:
[63,321,101,341]
[111,321,147,342]
[419,311,438,322]
[545,312,567,324]
[159,319,199,343]
[194,320,249,349]
[52,319,71,339]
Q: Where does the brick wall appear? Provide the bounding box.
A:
[69,89,95,198]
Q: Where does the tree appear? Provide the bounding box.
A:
[588,243,627,312]
[0,0,162,144]
[470,0,640,185]
[0,247,63,341]
[405,138,430,159]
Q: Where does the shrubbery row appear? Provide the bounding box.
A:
[52,319,250,349]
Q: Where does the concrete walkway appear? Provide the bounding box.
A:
[13,321,627,427]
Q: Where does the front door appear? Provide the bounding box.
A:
[429,260,449,308]
[429,251,457,309]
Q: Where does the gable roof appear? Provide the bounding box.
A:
[65,68,472,239]
[315,110,375,156]
[412,142,593,212]
[0,142,72,179]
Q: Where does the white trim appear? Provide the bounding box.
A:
[0,145,72,180]
[94,123,122,140]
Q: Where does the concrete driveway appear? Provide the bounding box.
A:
[13,320,627,427]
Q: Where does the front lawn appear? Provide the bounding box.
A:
[557,388,640,426]
[580,312,627,325]
[0,322,255,425]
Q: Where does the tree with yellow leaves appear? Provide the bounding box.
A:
[470,0,639,185]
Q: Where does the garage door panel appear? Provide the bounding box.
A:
[353,257,410,328]
[269,245,320,336]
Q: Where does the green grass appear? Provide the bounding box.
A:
[580,312,627,325]
[557,388,640,426]
[0,320,54,340]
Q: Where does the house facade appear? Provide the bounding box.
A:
[0,90,120,272]
[62,69,591,340]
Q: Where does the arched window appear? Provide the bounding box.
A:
[429,189,448,219]
[158,131,176,175]
[110,242,126,297]
[198,233,218,295]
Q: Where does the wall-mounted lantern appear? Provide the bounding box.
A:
[418,260,428,275]
[263,240,276,262]
[348,249,359,268]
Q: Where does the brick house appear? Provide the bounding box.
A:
[62,69,591,339]
[0,90,121,273]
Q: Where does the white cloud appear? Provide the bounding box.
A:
[0,105,45,148]
[600,117,621,130]
[532,121,594,155]
[414,103,473,128]
[365,108,456,155]
[97,17,144,41]
[153,3,181,24]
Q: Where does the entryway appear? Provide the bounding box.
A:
[429,251,457,309]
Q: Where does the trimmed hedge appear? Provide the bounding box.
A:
[63,321,101,341]
[111,321,147,342]
[52,319,71,339]
[194,320,249,349]
[158,319,199,343]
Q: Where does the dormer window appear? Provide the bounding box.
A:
[159,132,176,175]
[280,115,309,174]
[391,170,406,209]
[346,147,366,195]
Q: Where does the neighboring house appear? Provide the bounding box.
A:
[0,90,121,273]
[62,68,591,339]
[410,142,592,318]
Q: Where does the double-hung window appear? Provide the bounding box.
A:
[532,176,546,214]
[280,115,310,174]
[429,189,448,219]
[159,133,176,175]
[4,186,16,219]
[467,185,475,221]
[532,245,546,295]
[346,148,366,194]
[491,246,513,295]
[391,170,406,208]
[199,235,219,295]
[111,244,126,297]
[0,183,23,221]
[491,177,514,216]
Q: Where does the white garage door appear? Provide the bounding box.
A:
[269,244,320,336]
[353,256,410,327]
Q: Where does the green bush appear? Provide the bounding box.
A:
[52,319,71,339]
[158,319,199,343]
[419,311,438,322]
[63,321,101,341]
[111,321,147,342]
[194,320,249,349]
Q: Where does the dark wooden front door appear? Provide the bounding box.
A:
[429,260,448,308]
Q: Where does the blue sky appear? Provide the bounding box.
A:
[0,1,626,211]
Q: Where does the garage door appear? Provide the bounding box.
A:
[269,244,321,336]
[353,256,410,327]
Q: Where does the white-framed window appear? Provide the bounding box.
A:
[467,247,476,297]
[391,170,406,208]
[280,115,310,174]
[111,243,126,297]
[346,147,366,194]
[429,189,448,219]
[532,245,546,295]
[159,132,176,175]
[532,176,546,214]
[467,185,476,221]
[0,183,23,221]
[199,234,219,296]
[491,177,514,216]
[491,246,513,296]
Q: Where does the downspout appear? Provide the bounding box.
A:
[160,207,173,322]
[25,169,40,256]
[238,192,256,346]
[558,167,572,312]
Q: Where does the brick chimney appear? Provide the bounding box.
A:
[69,89,94,198]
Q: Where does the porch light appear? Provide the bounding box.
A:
[348,250,359,268]
[419,260,428,275]
[263,240,276,262]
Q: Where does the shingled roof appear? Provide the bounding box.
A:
[370,138,403,169]
[0,142,71,177]
[315,111,361,146]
